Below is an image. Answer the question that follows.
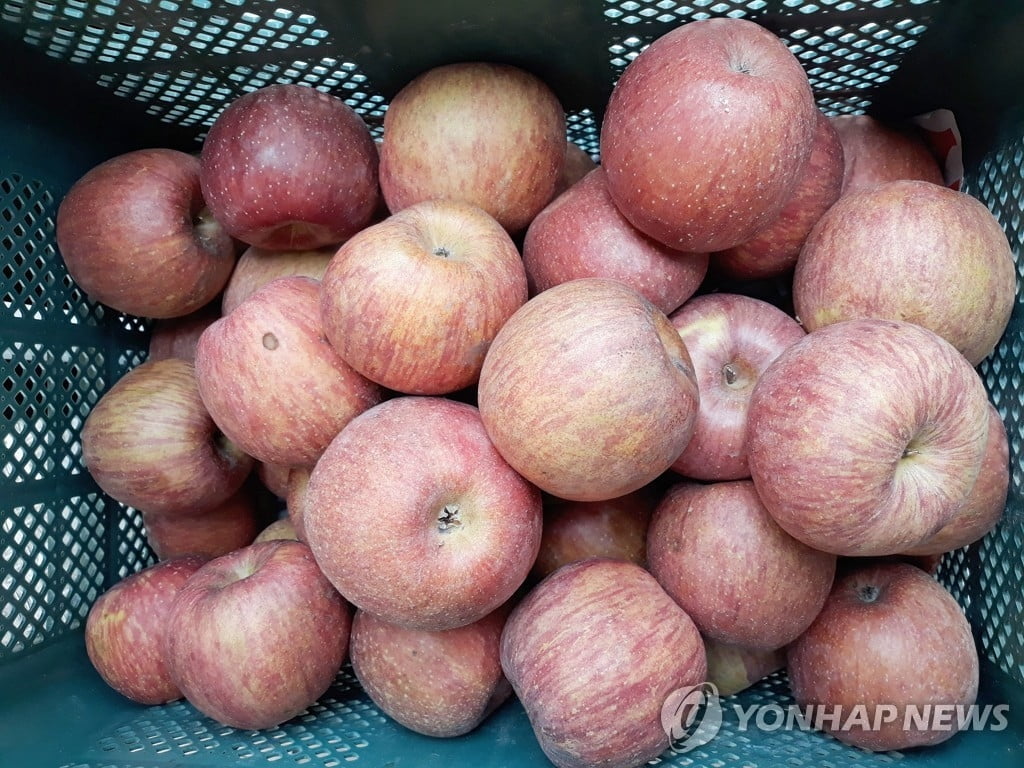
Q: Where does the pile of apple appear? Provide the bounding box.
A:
[59,17,1014,768]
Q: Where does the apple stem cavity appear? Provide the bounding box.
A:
[857,584,881,604]
[437,503,462,532]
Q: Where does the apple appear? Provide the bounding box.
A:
[715,110,845,280]
[56,148,236,318]
[904,402,1009,555]
[85,555,207,705]
[148,301,220,363]
[647,480,836,650]
[747,318,991,557]
[787,561,979,751]
[142,487,261,560]
[522,167,709,315]
[379,61,566,233]
[832,114,945,194]
[221,245,334,315]
[286,466,311,542]
[164,540,352,730]
[551,141,598,199]
[254,517,299,543]
[793,179,1016,365]
[704,638,786,697]
[601,18,817,252]
[195,276,382,467]
[532,489,655,582]
[478,278,700,502]
[319,200,528,394]
[257,461,292,500]
[200,83,379,250]
[349,607,512,738]
[82,358,253,516]
[501,558,707,768]
[669,293,805,481]
[304,396,542,631]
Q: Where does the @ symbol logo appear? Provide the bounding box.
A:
[661,681,723,753]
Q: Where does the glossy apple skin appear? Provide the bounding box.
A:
[478,278,700,502]
[601,18,817,252]
[320,200,527,394]
[85,555,208,705]
[82,358,253,516]
[669,293,805,481]
[832,114,945,194]
[647,480,836,650]
[380,62,566,233]
[142,487,261,560]
[523,168,709,316]
[350,607,512,738]
[200,84,379,250]
[703,637,786,697]
[793,179,1016,365]
[748,319,990,557]
[221,245,334,315]
[56,148,236,318]
[788,562,979,751]
[164,540,352,730]
[148,301,220,363]
[531,489,654,581]
[904,402,1009,555]
[195,276,382,467]
[715,110,845,280]
[501,559,707,768]
[305,397,542,631]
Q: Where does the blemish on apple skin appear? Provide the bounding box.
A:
[262,332,279,350]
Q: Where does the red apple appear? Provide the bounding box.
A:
[164,540,352,730]
[195,276,382,467]
[56,148,236,318]
[254,517,299,544]
[601,18,817,252]
[522,167,709,315]
[478,278,700,502]
[832,114,945,194]
[256,461,292,500]
[319,200,527,394]
[286,466,311,542]
[532,489,654,581]
[788,562,979,751]
[793,179,1016,365]
[748,319,991,556]
[349,607,512,738]
[647,480,836,650]
[148,301,220,363]
[715,110,845,280]
[551,141,598,199]
[501,559,707,768]
[85,555,207,705]
[142,487,261,560]
[82,358,253,516]
[200,84,379,250]
[379,61,566,233]
[904,402,1009,555]
[704,638,786,697]
[305,396,542,631]
[221,245,334,315]
[669,293,805,481]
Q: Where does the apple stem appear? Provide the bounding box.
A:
[723,363,739,386]
[437,503,462,531]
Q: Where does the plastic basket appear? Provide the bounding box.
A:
[0,1,1022,766]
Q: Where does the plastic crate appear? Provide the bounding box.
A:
[1,1,1022,766]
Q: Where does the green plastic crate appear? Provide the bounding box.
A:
[1,1,1022,766]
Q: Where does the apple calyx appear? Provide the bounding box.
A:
[857,584,881,604]
[722,360,754,390]
[262,332,279,351]
[438,503,463,532]
[433,246,453,259]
